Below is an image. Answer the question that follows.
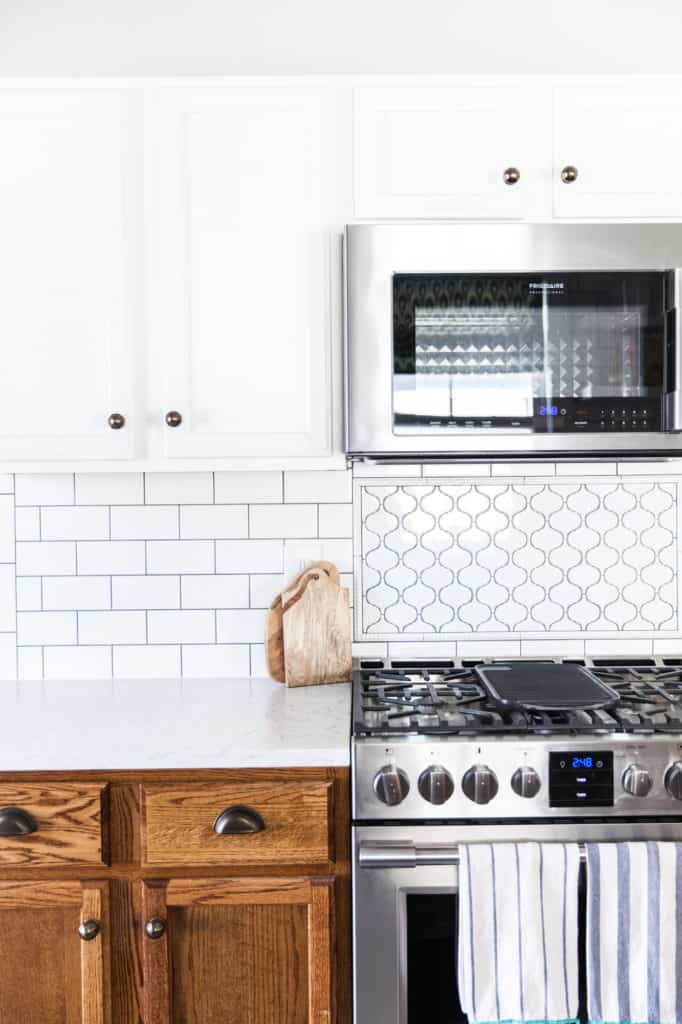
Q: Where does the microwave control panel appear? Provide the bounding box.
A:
[532,397,660,433]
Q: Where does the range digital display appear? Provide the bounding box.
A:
[549,750,614,807]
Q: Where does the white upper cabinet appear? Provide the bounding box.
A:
[552,81,682,219]
[145,84,352,460]
[0,88,139,460]
[353,83,548,220]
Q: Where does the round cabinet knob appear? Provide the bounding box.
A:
[665,761,682,801]
[108,412,125,430]
[622,764,653,797]
[373,765,410,806]
[462,764,499,805]
[78,919,100,942]
[503,166,521,185]
[165,410,182,428]
[561,164,579,184]
[145,916,167,940]
[511,765,541,799]
[418,764,455,805]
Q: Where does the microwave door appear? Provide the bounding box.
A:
[663,268,682,432]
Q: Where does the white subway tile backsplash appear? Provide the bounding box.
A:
[75,472,144,505]
[146,540,214,575]
[113,645,181,679]
[0,475,13,494]
[318,504,353,538]
[17,541,75,576]
[41,506,109,541]
[17,647,41,679]
[352,641,389,657]
[653,638,682,656]
[14,507,39,542]
[285,469,352,503]
[491,463,555,477]
[584,638,654,656]
[216,540,283,574]
[520,639,586,657]
[16,577,41,611]
[77,541,145,576]
[43,576,110,611]
[618,461,682,475]
[145,472,213,505]
[249,574,285,609]
[180,505,247,539]
[427,464,492,477]
[15,474,73,506]
[217,608,266,644]
[181,644,250,677]
[112,576,180,610]
[214,471,282,504]
[353,463,421,479]
[0,634,16,680]
[110,506,179,540]
[181,575,249,610]
[148,610,215,645]
[249,643,268,677]
[555,463,618,477]
[250,504,317,539]
[78,611,146,645]
[458,640,522,657]
[0,495,14,561]
[283,538,353,576]
[0,565,15,630]
[44,646,112,680]
[387,641,456,658]
[17,611,77,646]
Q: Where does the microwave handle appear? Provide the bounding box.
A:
[664,268,682,432]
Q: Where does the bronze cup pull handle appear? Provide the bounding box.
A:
[213,805,265,835]
[0,807,37,836]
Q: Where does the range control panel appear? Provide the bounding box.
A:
[549,751,614,807]
[532,397,660,433]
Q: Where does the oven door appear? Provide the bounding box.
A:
[352,821,682,1024]
[345,223,682,460]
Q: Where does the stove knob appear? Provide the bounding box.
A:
[418,765,455,805]
[373,765,410,806]
[511,766,541,799]
[622,764,652,797]
[665,761,682,801]
[462,764,499,805]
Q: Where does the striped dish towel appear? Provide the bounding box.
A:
[586,842,682,1024]
[458,842,581,1024]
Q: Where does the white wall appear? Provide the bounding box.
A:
[1,0,681,76]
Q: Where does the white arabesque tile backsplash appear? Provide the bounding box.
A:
[0,462,681,680]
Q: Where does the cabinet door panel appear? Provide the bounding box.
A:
[0,881,110,1024]
[146,85,351,459]
[354,84,544,219]
[553,82,682,218]
[0,89,139,460]
[142,876,333,1024]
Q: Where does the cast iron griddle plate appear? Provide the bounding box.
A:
[474,661,620,711]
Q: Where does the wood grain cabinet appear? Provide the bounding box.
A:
[0,767,349,1024]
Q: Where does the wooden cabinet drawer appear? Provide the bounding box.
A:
[141,777,334,867]
[0,783,107,866]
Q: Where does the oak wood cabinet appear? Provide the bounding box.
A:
[0,766,350,1024]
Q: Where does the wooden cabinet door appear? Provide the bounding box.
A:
[142,876,333,1024]
[353,83,548,220]
[0,87,140,461]
[0,880,110,1023]
[145,84,352,461]
[553,80,682,219]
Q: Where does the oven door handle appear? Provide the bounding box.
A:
[358,841,590,869]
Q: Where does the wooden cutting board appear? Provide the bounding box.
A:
[282,569,352,687]
[265,562,342,683]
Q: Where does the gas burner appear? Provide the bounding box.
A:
[353,657,682,738]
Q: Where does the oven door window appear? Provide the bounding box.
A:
[393,272,670,434]
[407,893,466,1023]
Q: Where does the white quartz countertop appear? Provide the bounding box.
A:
[0,677,351,771]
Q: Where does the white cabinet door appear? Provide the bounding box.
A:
[146,84,352,460]
[0,88,139,460]
[553,81,682,218]
[353,84,547,220]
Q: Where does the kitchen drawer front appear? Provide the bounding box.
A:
[141,778,334,867]
[0,783,107,866]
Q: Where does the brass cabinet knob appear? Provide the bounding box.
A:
[108,413,125,430]
[561,165,578,183]
[78,919,100,942]
[503,166,520,185]
[165,410,182,428]
[145,917,167,939]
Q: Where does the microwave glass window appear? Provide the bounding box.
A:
[393,272,669,434]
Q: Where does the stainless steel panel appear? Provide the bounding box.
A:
[345,223,682,459]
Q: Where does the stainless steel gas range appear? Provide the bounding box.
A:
[351,656,682,1024]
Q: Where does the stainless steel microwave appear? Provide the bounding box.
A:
[344,223,682,461]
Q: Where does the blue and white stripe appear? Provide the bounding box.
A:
[586,842,682,1024]
[458,842,581,1023]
